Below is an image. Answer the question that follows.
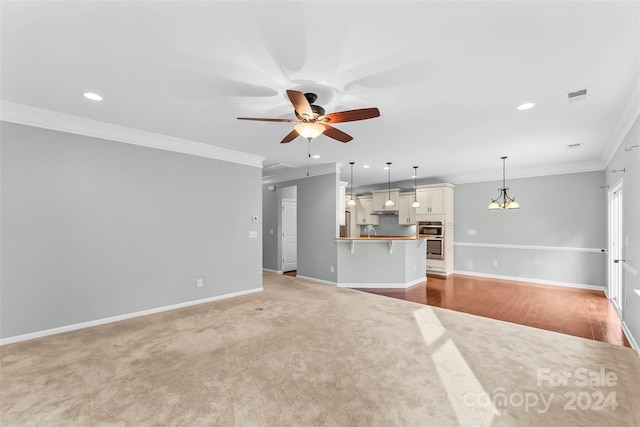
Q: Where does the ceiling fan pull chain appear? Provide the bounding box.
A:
[306,138,311,176]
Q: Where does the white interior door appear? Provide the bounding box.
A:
[282,199,297,272]
[608,183,623,314]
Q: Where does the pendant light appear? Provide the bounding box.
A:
[411,166,421,208]
[384,162,395,208]
[488,156,520,210]
[346,162,357,207]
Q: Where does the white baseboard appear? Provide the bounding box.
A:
[453,270,605,292]
[262,268,282,274]
[621,320,640,358]
[338,277,426,289]
[0,287,263,346]
[295,275,337,286]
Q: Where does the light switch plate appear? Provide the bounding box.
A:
[249,231,258,239]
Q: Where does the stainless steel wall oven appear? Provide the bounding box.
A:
[417,221,445,260]
[426,238,444,260]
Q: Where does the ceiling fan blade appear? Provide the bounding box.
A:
[280,129,299,144]
[286,90,314,119]
[322,125,353,143]
[323,108,380,123]
[237,117,297,122]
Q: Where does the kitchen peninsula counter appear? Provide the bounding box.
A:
[335,236,427,288]
[335,235,424,241]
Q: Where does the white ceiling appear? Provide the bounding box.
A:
[2,1,639,187]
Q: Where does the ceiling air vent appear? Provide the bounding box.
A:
[567,88,587,103]
[567,143,582,149]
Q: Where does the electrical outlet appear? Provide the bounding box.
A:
[270,229,274,234]
[468,229,476,236]
[330,266,335,273]
[197,279,203,288]
[492,260,498,267]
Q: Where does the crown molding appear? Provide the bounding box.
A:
[262,162,341,184]
[446,160,605,185]
[0,101,265,168]
[602,73,640,166]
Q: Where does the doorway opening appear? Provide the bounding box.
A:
[608,181,624,315]
[281,198,297,274]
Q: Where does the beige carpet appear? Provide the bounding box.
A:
[1,272,639,426]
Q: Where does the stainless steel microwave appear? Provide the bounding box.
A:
[417,221,444,238]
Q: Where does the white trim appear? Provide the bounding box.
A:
[262,268,282,274]
[0,287,263,346]
[0,101,265,168]
[602,73,640,166]
[449,162,605,185]
[262,162,340,185]
[453,270,605,292]
[295,275,337,286]
[337,277,425,289]
[454,241,606,254]
[621,320,640,358]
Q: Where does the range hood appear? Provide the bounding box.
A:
[371,210,399,215]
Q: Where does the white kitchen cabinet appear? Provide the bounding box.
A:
[355,196,379,225]
[371,189,400,212]
[416,187,444,215]
[398,194,417,225]
[416,184,455,276]
[415,184,454,221]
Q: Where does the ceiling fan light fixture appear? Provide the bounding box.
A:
[294,122,325,139]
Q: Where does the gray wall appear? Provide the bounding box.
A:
[1,122,263,339]
[606,113,640,348]
[454,171,607,287]
[262,173,338,283]
[359,214,416,237]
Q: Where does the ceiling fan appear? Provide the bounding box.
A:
[237,90,380,143]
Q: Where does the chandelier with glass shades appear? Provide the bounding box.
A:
[488,156,520,210]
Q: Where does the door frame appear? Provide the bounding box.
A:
[607,180,624,315]
[281,198,297,273]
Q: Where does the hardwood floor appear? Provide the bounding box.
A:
[356,274,631,348]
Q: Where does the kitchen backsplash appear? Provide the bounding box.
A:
[360,215,416,236]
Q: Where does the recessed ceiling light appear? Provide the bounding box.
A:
[312,154,320,159]
[517,102,535,110]
[83,92,103,101]
[363,165,370,168]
